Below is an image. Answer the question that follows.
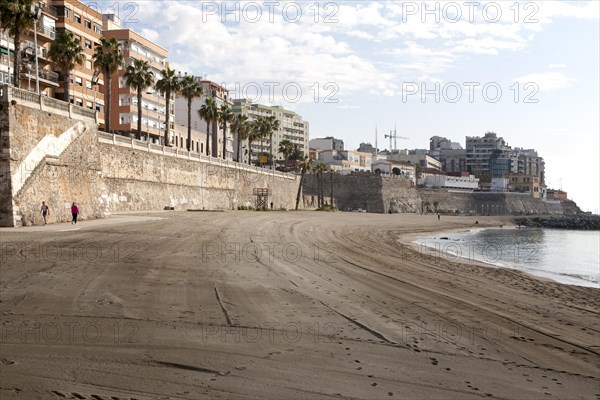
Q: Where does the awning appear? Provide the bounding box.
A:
[0,47,14,56]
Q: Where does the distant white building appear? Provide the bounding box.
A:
[372,160,416,185]
[491,177,509,192]
[421,174,479,190]
[317,149,373,174]
[388,151,442,170]
[309,137,344,151]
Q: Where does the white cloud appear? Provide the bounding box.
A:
[514,72,576,91]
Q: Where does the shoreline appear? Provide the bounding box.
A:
[404,223,599,289]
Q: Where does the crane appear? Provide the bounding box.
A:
[384,124,409,152]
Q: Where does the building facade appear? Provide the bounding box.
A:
[173,79,234,158]
[232,99,309,164]
[1,1,60,94]
[103,16,169,143]
[507,173,542,198]
[53,0,105,124]
[309,136,344,151]
[317,149,374,174]
[465,132,513,180]
[388,150,442,170]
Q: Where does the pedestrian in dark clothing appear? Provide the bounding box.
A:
[41,201,50,225]
[71,202,79,224]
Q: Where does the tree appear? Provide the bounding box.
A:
[93,37,123,133]
[47,30,84,102]
[315,163,327,208]
[433,201,439,213]
[154,67,180,146]
[0,0,34,88]
[124,59,154,140]
[289,144,302,161]
[329,168,335,208]
[218,104,234,160]
[295,156,312,211]
[247,119,263,165]
[230,114,249,162]
[253,116,270,166]
[198,97,217,156]
[179,75,202,152]
[278,139,294,160]
[266,115,280,168]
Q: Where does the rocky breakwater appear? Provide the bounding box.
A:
[514,214,600,230]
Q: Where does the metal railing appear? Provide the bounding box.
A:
[37,24,56,39]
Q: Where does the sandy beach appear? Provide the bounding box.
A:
[1,211,598,399]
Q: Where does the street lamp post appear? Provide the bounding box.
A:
[91,70,100,121]
[30,3,41,94]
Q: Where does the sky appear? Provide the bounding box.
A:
[87,1,599,213]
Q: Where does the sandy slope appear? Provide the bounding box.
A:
[0,212,598,399]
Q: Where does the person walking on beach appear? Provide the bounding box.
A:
[437,213,440,221]
[40,201,50,225]
[71,202,79,224]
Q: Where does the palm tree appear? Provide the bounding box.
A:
[254,116,268,166]
[93,37,123,133]
[0,0,34,88]
[266,115,280,168]
[247,120,262,165]
[290,144,302,160]
[198,97,217,156]
[154,67,180,146]
[295,156,312,211]
[218,104,234,160]
[278,139,294,161]
[329,168,335,208]
[179,75,202,152]
[230,114,249,162]
[315,163,327,208]
[47,30,84,102]
[124,59,154,140]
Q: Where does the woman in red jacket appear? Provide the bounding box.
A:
[71,202,79,224]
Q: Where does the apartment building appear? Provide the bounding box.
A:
[465,132,514,180]
[103,15,170,143]
[506,173,542,199]
[317,149,374,174]
[173,79,234,157]
[310,137,344,151]
[173,123,208,154]
[232,99,309,164]
[52,0,104,123]
[1,0,59,94]
[388,150,442,170]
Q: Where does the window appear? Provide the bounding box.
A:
[93,24,102,34]
[74,13,81,23]
[74,35,81,44]
[86,101,93,109]
[85,80,92,89]
[64,7,71,18]
[75,77,82,86]
[84,39,92,49]
[85,20,91,29]
[75,98,83,107]
[85,60,92,69]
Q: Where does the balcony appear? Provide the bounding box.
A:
[20,65,59,87]
[36,24,56,40]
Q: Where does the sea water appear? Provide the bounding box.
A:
[414,228,600,288]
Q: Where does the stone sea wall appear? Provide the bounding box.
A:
[1,100,301,227]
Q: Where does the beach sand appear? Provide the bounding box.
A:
[1,212,598,399]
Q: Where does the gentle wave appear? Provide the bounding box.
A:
[415,228,600,289]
